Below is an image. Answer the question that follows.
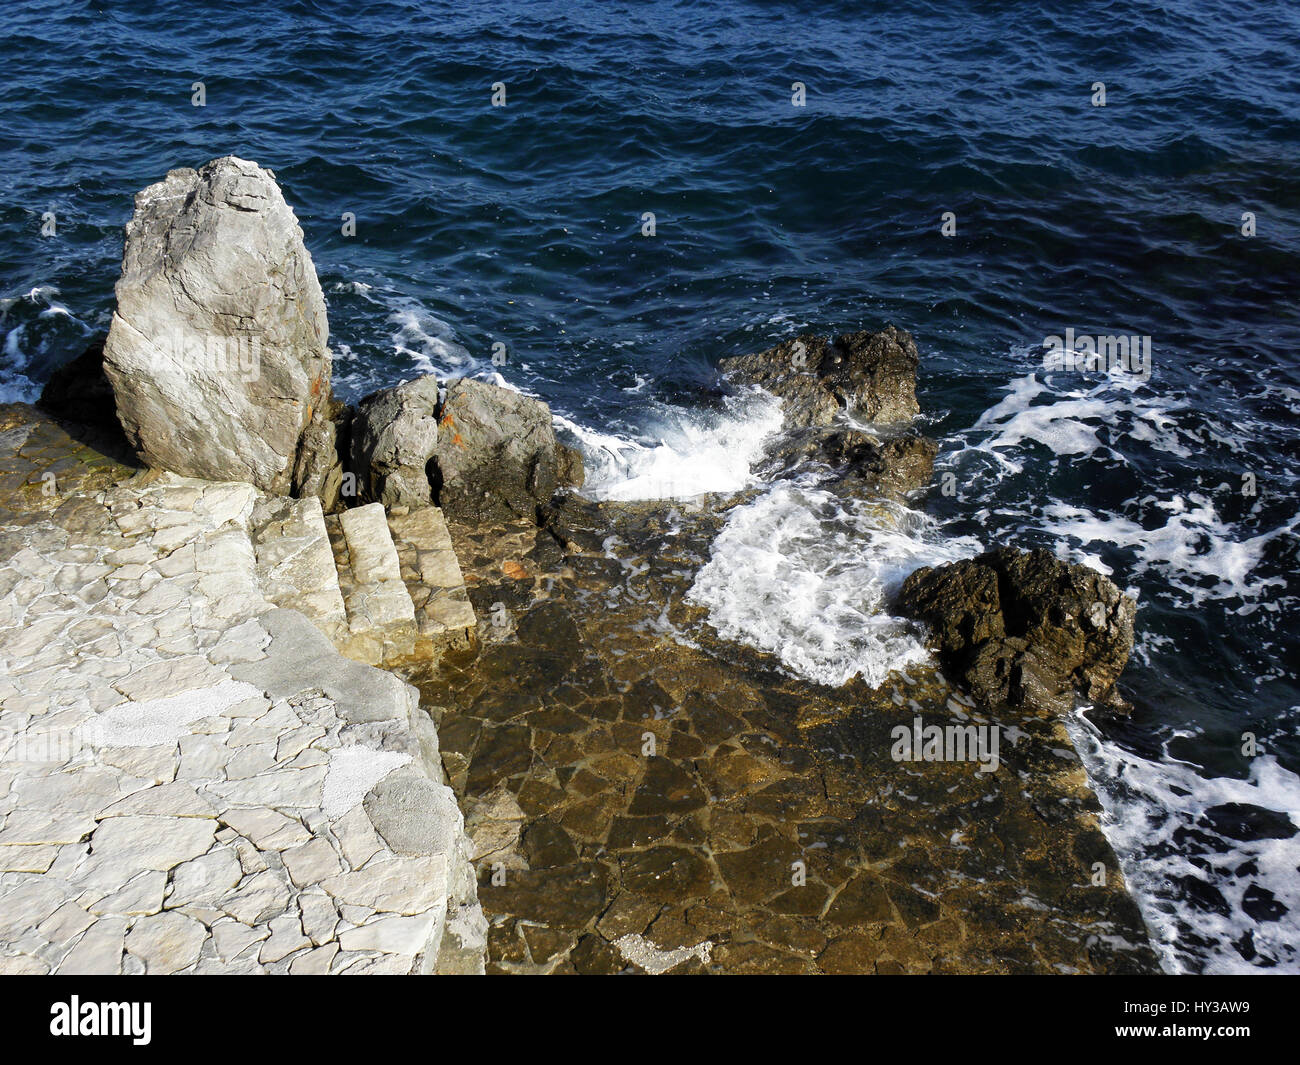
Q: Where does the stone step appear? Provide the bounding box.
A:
[250,495,348,643]
[387,507,478,655]
[325,503,416,666]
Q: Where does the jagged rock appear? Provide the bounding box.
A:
[431,378,574,525]
[896,547,1136,715]
[721,327,932,500]
[101,156,334,495]
[556,442,586,489]
[349,376,442,508]
[347,375,583,522]
[719,327,921,429]
[293,397,346,512]
[760,426,936,500]
[837,433,936,499]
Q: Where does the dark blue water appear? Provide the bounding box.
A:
[2,0,1298,972]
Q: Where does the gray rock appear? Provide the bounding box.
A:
[293,398,346,511]
[102,156,334,495]
[363,768,462,858]
[349,375,442,508]
[228,609,417,728]
[433,377,570,524]
[348,374,583,523]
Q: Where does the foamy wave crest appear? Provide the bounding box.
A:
[1041,496,1296,607]
[686,482,982,687]
[563,387,784,501]
[0,285,92,403]
[388,304,473,377]
[1068,711,1300,973]
[970,370,1192,471]
[951,367,1294,607]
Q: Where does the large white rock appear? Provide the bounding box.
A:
[102,156,334,494]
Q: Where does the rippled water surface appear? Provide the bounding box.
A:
[1,0,1298,972]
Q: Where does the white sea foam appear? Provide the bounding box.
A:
[0,284,89,403]
[1040,495,1295,606]
[388,305,472,376]
[686,482,982,687]
[1067,710,1300,973]
[950,367,1293,608]
[564,387,784,501]
[971,370,1192,466]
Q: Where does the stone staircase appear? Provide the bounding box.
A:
[387,507,477,657]
[250,495,348,644]
[251,498,476,668]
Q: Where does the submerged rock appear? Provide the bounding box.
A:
[896,547,1136,716]
[348,374,583,523]
[719,326,921,429]
[102,156,335,496]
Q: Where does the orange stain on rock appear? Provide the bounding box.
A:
[440,411,466,449]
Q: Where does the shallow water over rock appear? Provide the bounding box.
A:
[405,496,1160,974]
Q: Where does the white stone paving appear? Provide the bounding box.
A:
[0,472,486,974]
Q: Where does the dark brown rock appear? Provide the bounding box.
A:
[478,863,608,930]
[825,873,895,927]
[521,819,579,867]
[719,326,921,429]
[715,831,803,907]
[556,442,586,489]
[627,758,706,816]
[571,934,624,974]
[896,546,1136,715]
[619,846,713,903]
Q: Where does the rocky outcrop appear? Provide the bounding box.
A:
[896,547,1136,716]
[719,327,921,429]
[101,156,336,497]
[823,431,937,499]
[350,376,442,509]
[349,375,583,525]
[722,327,933,500]
[758,425,937,501]
[433,378,565,524]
